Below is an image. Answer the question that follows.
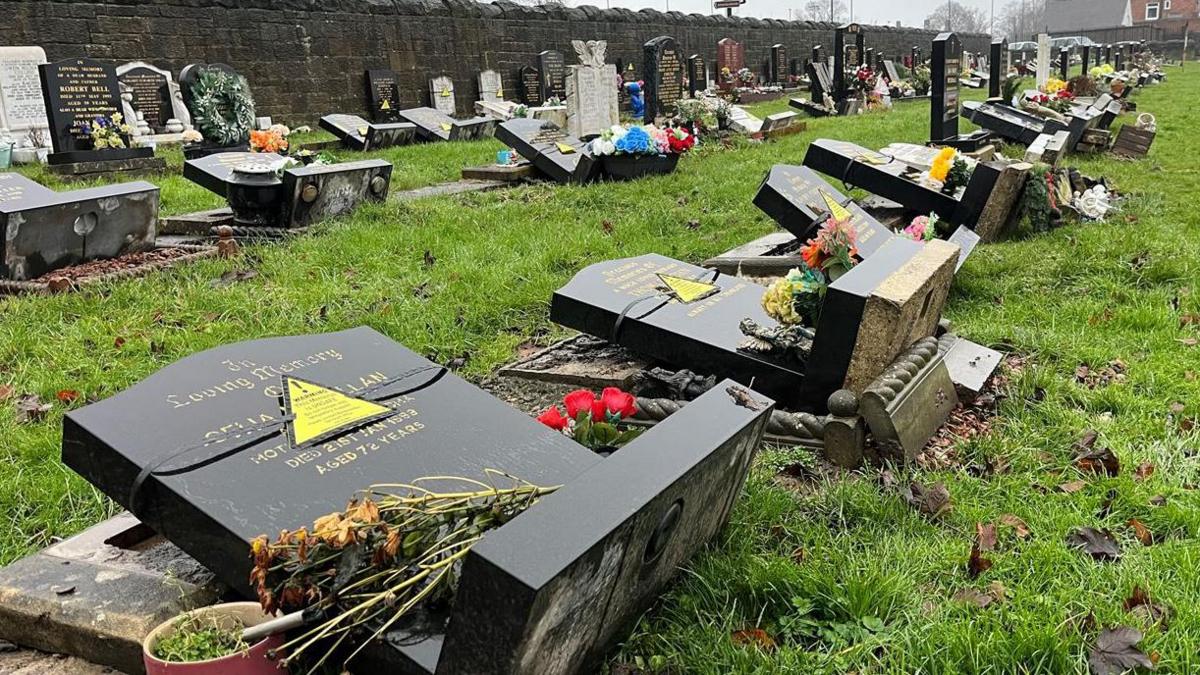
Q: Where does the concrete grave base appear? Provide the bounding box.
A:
[461,162,536,182]
[46,156,167,182]
[498,334,652,390]
[0,513,227,675]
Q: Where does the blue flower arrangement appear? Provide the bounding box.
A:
[614,126,652,155]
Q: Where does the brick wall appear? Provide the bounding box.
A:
[1,0,989,122]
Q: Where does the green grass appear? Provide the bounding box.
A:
[2,74,1199,672]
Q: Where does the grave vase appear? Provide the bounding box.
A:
[0,142,12,169]
[142,602,284,675]
[601,153,680,180]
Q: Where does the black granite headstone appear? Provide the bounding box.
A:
[930,32,962,143]
[65,326,775,673]
[1058,48,1069,80]
[643,36,684,120]
[518,65,542,106]
[117,65,172,132]
[770,44,787,85]
[961,100,1065,145]
[396,107,495,142]
[365,69,402,123]
[687,54,707,97]
[812,45,822,67]
[989,37,1008,98]
[538,50,566,102]
[1080,46,1091,76]
[1104,44,1112,64]
[0,172,158,280]
[834,24,860,100]
[38,58,154,165]
[803,138,1001,228]
[494,117,598,185]
[319,113,416,151]
[752,164,895,260]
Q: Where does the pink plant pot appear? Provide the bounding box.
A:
[143,602,286,675]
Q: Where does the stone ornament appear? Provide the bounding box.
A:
[572,39,607,68]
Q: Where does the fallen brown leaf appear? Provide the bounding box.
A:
[1088,626,1154,675]
[1123,585,1171,628]
[1133,462,1155,482]
[113,336,126,349]
[1059,479,1088,494]
[731,628,776,651]
[952,587,993,609]
[998,514,1031,539]
[903,481,952,519]
[968,540,993,579]
[601,219,614,234]
[1067,527,1122,562]
[1075,445,1121,477]
[975,522,998,552]
[1178,337,1199,347]
[55,390,79,404]
[1127,519,1155,546]
[0,384,13,402]
[15,394,52,424]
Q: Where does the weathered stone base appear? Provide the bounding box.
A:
[45,157,167,182]
[498,334,651,389]
[461,162,536,182]
[159,207,235,236]
[0,513,227,675]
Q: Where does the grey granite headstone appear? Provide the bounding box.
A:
[478,69,505,104]
[430,75,457,115]
[0,46,49,135]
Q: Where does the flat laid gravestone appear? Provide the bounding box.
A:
[38,57,157,168]
[183,152,392,228]
[365,69,402,122]
[803,138,1002,229]
[319,113,416,151]
[551,246,958,411]
[396,106,495,142]
[752,164,895,260]
[62,326,773,674]
[495,117,598,185]
[962,100,1065,146]
[0,172,158,280]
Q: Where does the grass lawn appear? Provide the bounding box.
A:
[2,71,1199,673]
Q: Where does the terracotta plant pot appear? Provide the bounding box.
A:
[143,602,286,675]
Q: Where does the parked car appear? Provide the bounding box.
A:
[1009,41,1038,52]
[1051,36,1100,50]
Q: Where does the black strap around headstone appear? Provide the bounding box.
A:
[840,149,898,194]
[127,365,448,514]
[609,268,722,344]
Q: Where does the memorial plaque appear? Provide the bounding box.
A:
[319,113,416,151]
[519,65,542,106]
[538,50,567,102]
[770,44,787,85]
[116,64,172,132]
[1,172,158,280]
[883,60,901,84]
[478,69,505,105]
[687,54,708,97]
[752,164,895,259]
[0,46,49,133]
[365,69,402,122]
[643,36,684,119]
[494,117,598,184]
[430,75,457,116]
[989,37,1008,99]
[716,38,745,82]
[396,107,495,142]
[930,32,961,143]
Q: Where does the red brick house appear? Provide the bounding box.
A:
[1132,0,1198,36]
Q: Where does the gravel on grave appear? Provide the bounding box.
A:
[29,247,207,284]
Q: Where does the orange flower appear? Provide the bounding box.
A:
[801,242,824,270]
[313,511,356,547]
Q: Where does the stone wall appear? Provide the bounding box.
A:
[2,0,989,122]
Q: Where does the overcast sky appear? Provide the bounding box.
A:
[597,0,1000,29]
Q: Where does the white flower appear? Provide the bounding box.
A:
[181,129,203,143]
[269,124,291,137]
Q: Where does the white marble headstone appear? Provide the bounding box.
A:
[0,46,49,137]
[565,40,618,139]
[1036,34,1050,87]
[430,76,456,116]
[477,70,504,104]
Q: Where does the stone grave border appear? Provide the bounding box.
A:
[0,243,217,296]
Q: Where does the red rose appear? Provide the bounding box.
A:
[537,406,569,431]
[563,389,598,420]
[668,131,693,154]
[600,387,638,419]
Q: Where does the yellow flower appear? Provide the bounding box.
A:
[929,147,957,183]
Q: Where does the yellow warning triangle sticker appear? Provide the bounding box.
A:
[380,99,392,110]
[357,127,369,137]
[439,122,453,131]
[496,88,504,98]
[820,190,852,222]
[657,273,719,303]
[441,88,451,97]
[555,142,576,154]
[856,151,887,165]
[284,377,392,447]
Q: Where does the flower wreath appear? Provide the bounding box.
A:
[189,69,256,146]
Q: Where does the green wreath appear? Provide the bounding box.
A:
[189,70,256,146]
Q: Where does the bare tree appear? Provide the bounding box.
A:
[998,0,1047,41]
[802,0,848,23]
[926,1,990,34]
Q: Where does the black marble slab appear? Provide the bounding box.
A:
[395,107,495,142]
[319,113,416,151]
[494,118,598,185]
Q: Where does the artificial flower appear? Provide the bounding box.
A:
[902,214,938,242]
[537,406,570,431]
[600,387,637,419]
[563,389,598,420]
[614,125,653,154]
[181,128,203,143]
[929,147,957,183]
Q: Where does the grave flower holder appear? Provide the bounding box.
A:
[142,602,284,675]
[601,152,679,180]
